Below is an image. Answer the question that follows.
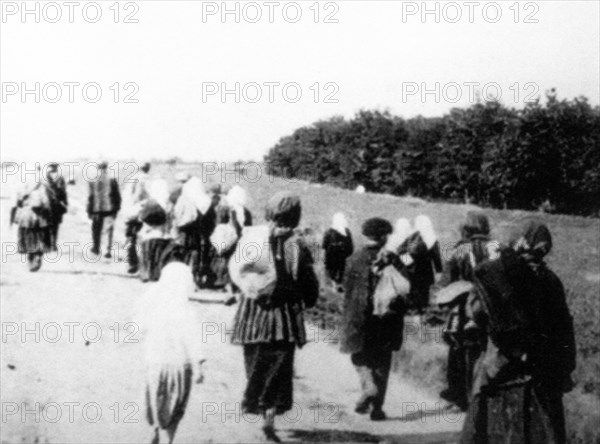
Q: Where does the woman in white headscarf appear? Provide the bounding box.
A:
[172,177,212,287]
[137,178,172,282]
[322,212,354,289]
[139,261,204,444]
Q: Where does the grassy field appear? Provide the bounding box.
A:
[66,161,600,442]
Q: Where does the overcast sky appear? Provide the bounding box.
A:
[1,0,599,163]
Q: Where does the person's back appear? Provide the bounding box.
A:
[87,168,121,215]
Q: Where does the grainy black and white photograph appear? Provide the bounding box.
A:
[1,1,599,443]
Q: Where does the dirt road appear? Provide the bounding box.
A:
[1,185,462,443]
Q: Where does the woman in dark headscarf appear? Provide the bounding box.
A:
[460,220,576,444]
[230,192,319,442]
[439,211,495,410]
[322,212,354,290]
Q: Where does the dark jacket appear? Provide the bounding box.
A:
[87,173,121,215]
[322,228,354,264]
[340,244,405,354]
[46,176,68,225]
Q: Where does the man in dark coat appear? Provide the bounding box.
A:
[87,161,121,257]
[45,162,68,250]
[340,217,404,421]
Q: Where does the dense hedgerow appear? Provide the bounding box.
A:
[265,91,600,216]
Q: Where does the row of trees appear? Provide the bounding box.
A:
[264,91,600,216]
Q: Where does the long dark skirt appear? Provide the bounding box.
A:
[325,257,346,284]
[18,226,52,254]
[139,239,172,282]
[242,342,295,415]
[145,363,192,431]
[460,381,566,444]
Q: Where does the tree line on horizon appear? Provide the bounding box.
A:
[264,91,600,216]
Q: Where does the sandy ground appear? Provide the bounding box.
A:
[0,184,463,444]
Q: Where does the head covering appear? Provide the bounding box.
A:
[355,185,366,194]
[362,217,393,239]
[140,262,199,366]
[227,185,248,227]
[98,161,108,170]
[463,211,490,239]
[175,171,191,183]
[331,213,349,236]
[510,220,553,261]
[414,215,437,249]
[147,178,170,210]
[385,218,412,252]
[265,192,301,229]
[140,162,151,174]
[181,176,211,215]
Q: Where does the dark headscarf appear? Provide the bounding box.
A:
[462,211,490,239]
[361,217,393,239]
[510,220,552,261]
[265,192,301,229]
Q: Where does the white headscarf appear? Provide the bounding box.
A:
[385,218,413,253]
[414,214,437,249]
[182,176,211,215]
[147,178,170,210]
[331,213,349,236]
[139,262,202,368]
[226,185,248,227]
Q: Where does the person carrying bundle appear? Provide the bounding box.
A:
[340,217,409,421]
[229,192,319,443]
[460,220,575,444]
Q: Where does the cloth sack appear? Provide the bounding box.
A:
[229,225,277,300]
[210,222,239,256]
[372,265,410,316]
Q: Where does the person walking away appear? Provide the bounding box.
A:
[172,176,211,288]
[229,192,319,442]
[438,211,496,411]
[405,215,443,313]
[209,185,252,291]
[138,261,205,444]
[123,162,151,273]
[87,161,122,258]
[460,220,575,444]
[45,162,68,251]
[10,167,53,272]
[322,212,354,291]
[138,179,172,282]
[340,217,405,421]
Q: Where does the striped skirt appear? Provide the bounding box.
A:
[231,296,307,346]
[145,363,192,431]
[17,226,52,254]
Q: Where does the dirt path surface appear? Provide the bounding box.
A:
[1,187,462,444]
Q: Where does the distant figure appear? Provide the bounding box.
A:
[123,162,151,274]
[87,162,121,257]
[438,211,495,411]
[230,192,319,443]
[45,162,68,250]
[209,185,252,291]
[404,215,443,312]
[137,179,171,282]
[322,213,354,289]
[10,166,53,272]
[355,185,366,194]
[460,221,576,444]
[340,217,404,421]
[172,177,211,288]
[139,262,204,444]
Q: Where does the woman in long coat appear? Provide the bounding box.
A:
[460,220,576,444]
[230,192,319,442]
[322,212,354,289]
[10,173,53,272]
[139,261,204,444]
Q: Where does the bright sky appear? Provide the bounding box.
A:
[1,1,599,163]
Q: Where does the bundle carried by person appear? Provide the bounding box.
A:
[210,219,239,256]
[228,225,277,300]
[172,177,211,228]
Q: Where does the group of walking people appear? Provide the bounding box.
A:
[10,162,576,444]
